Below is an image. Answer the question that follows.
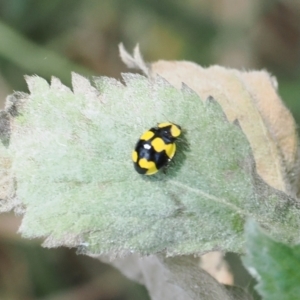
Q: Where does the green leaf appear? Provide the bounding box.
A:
[4,73,300,256]
[243,220,300,300]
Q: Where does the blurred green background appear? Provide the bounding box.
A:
[0,0,299,299]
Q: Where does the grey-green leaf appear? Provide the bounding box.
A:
[3,73,300,256]
[100,254,253,300]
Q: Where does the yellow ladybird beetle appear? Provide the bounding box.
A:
[132,122,182,175]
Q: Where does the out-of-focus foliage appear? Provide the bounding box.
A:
[244,221,300,300]
[0,1,300,99]
[0,0,299,299]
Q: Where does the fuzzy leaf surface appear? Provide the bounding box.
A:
[5,73,300,256]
